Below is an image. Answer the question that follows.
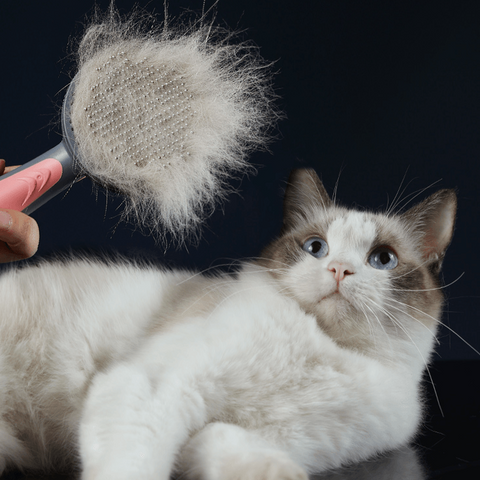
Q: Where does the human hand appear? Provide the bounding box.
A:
[0,159,40,263]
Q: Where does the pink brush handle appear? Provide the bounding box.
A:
[0,141,79,214]
[0,158,63,211]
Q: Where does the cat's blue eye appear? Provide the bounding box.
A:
[368,247,398,270]
[302,237,328,258]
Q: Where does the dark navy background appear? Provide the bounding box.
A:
[1,2,480,479]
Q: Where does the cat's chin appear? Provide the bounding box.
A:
[316,292,345,310]
[318,291,347,306]
[314,291,358,324]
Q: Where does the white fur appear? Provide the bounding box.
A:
[0,251,431,479]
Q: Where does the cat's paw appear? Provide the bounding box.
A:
[227,455,308,480]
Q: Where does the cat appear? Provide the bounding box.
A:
[0,168,456,479]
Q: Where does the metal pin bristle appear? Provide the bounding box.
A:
[83,54,195,169]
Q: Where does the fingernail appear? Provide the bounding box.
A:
[0,211,12,229]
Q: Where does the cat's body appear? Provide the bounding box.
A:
[0,169,456,479]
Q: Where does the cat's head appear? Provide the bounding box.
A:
[260,168,456,359]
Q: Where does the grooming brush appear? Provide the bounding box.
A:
[0,11,277,241]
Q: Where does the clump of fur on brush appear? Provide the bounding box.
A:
[70,5,279,243]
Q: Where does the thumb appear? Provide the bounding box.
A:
[0,209,39,263]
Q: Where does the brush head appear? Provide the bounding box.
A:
[68,9,279,244]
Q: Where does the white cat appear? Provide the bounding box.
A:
[0,168,456,479]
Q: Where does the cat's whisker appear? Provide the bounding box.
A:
[357,300,385,354]
[360,299,390,343]
[249,256,299,269]
[385,167,413,217]
[386,298,480,356]
[382,272,465,293]
[245,266,304,280]
[178,274,280,317]
[175,260,246,285]
[361,259,437,290]
[182,278,282,318]
[365,298,447,417]
[366,267,464,293]
[381,300,441,347]
[363,297,444,416]
[392,179,443,214]
[364,297,424,346]
[302,170,330,214]
[176,257,301,287]
[191,271,287,304]
[332,166,344,207]
[389,258,434,281]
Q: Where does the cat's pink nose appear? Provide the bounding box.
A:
[328,261,355,282]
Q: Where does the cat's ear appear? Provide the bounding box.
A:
[282,168,332,232]
[402,189,457,269]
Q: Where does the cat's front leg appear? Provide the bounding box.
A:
[79,363,206,480]
[176,422,308,480]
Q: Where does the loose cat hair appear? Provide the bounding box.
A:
[0,168,456,479]
[69,4,279,244]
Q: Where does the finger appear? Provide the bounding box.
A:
[0,161,20,175]
[3,165,21,174]
[0,210,40,263]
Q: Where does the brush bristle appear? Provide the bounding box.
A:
[69,7,279,244]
